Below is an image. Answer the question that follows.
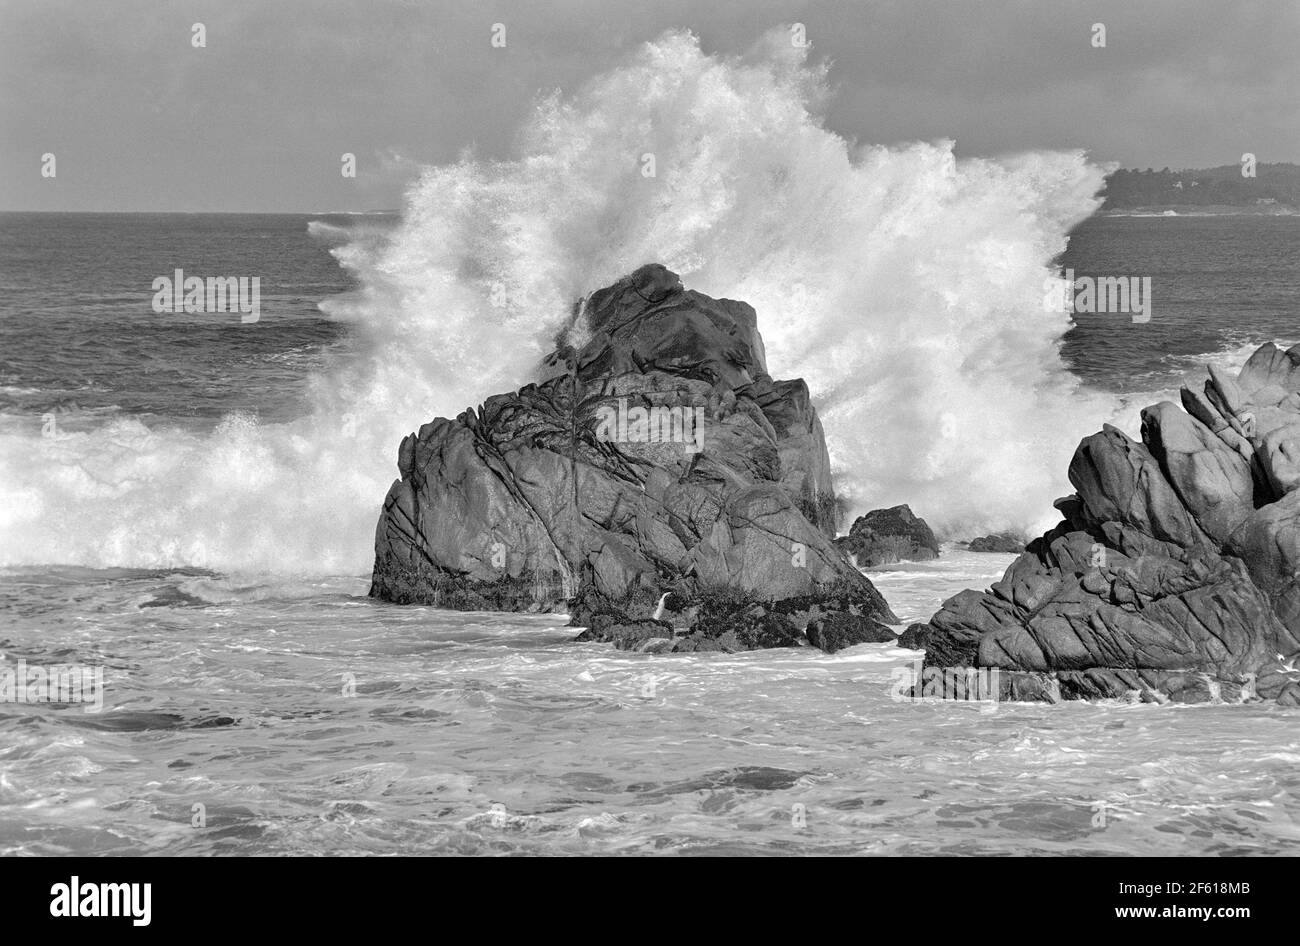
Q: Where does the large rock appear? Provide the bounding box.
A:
[369,264,897,651]
[836,504,940,566]
[904,343,1300,704]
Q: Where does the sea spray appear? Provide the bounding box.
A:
[320,29,1115,540]
[0,29,1114,573]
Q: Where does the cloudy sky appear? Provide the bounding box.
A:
[2,0,1296,212]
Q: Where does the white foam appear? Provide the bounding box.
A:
[0,29,1114,573]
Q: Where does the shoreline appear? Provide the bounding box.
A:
[1098,205,1299,217]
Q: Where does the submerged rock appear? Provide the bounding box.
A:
[836,504,940,566]
[906,343,1300,704]
[370,264,897,651]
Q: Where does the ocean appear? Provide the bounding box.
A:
[1,210,1297,856]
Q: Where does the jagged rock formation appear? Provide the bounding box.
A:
[370,264,897,651]
[836,504,940,566]
[903,343,1300,704]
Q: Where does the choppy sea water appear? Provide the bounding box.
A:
[1,213,1299,855]
[3,550,1299,855]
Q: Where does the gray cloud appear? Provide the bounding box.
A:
[1,0,1295,211]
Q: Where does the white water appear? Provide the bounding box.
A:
[4,549,1298,856]
[0,29,1115,574]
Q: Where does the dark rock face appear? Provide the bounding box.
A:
[671,589,804,652]
[370,264,897,651]
[906,343,1300,705]
[967,533,1026,553]
[574,618,675,652]
[806,612,897,652]
[836,504,940,566]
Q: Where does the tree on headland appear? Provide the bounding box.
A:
[1100,163,1300,210]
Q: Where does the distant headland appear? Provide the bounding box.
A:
[1099,162,1300,215]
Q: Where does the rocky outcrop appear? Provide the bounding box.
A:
[903,343,1300,704]
[370,264,897,651]
[967,533,1026,553]
[836,504,940,566]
